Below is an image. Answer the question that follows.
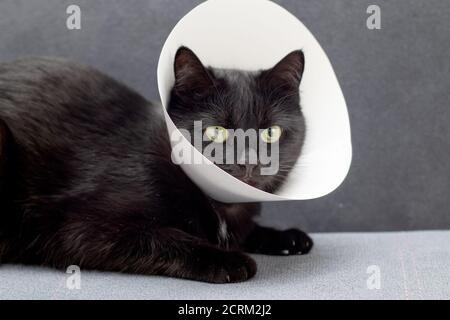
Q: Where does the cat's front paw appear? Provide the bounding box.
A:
[246,227,313,256]
[195,249,257,284]
[211,251,257,283]
[274,229,313,256]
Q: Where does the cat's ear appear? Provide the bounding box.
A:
[173,47,214,98]
[261,50,305,92]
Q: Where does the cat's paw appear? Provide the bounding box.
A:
[274,229,313,256]
[213,251,257,283]
[249,228,313,256]
[198,250,257,284]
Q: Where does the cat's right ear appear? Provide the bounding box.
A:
[173,47,214,98]
[260,50,305,93]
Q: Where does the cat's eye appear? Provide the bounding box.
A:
[204,126,229,143]
[261,125,282,143]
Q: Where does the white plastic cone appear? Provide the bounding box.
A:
[157,0,352,202]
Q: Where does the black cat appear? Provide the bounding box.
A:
[0,47,312,283]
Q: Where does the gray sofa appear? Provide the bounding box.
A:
[1,0,449,299]
[1,231,449,300]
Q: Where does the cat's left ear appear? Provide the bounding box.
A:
[261,50,305,91]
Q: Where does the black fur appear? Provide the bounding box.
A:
[0,49,312,283]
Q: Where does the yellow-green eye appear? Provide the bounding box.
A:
[261,125,282,143]
[205,126,229,143]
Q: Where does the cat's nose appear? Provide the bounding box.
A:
[242,164,257,179]
[237,148,258,165]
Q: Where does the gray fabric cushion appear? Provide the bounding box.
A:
[1,231,449,300]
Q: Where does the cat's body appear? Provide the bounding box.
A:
[0,49,312,283]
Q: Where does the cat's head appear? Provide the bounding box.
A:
[168,47,305,193]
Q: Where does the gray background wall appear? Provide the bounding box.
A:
[0,0,449,232]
